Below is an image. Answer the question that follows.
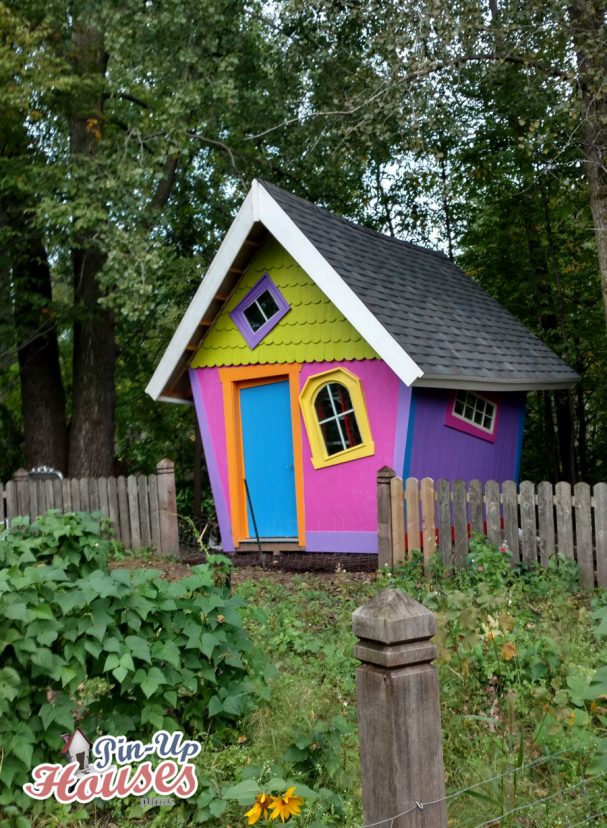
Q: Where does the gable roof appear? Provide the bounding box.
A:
[147,180,579,402]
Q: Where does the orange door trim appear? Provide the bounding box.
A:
[218,364,306,547]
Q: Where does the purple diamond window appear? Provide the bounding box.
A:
[230,273,290,348]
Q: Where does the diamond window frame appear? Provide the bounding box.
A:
[445,390,498,443]
[230,273,290,349]
[299,368,375,468]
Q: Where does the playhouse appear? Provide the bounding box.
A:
[147,181,578,554]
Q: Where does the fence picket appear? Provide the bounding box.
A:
[390,476,405,566]
[148,474,162,555]
[421,477,436,569]
[98,477,110,519]
[14,470,29,517]
[574,482,593,587]
[62,478,72,513]
[519,480,537,566]
[486,480,501,547]
[88,478,99,512]
[36,480,47,516]
[43,478,55,512]
[453,480,468,567]
[437,480,452,571]
[405,477,420,554]
[71,478,81,512]
[555,481,574,559]
[469,480,483,535]
[5,481,18,524]
[502,480,519,563]
[595,483,607,588]
[107,477,120,538]
[138,475,151,548]
[79,478,89,512]
[50,477,67,512]
[537,482,555,566]
[127,475,141,549]
[117,476,130,548]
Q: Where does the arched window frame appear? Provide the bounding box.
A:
[299,368,375,469]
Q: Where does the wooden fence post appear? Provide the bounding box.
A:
[377,466,395,569]
[353,589,448,828]
[156,459,179,555]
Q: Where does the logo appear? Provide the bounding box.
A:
[23,729,201,804]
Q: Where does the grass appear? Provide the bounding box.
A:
[15,542,607,828]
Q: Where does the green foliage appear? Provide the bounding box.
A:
[0,511,270,812]
[283,715,352,785]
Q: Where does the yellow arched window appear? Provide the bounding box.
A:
[299,368,375,468]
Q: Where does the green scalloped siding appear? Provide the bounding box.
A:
[191,237,378,367]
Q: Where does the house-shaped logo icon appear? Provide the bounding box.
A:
[61,728,92,775]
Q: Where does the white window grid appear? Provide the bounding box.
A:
[452,391,496,433]
[243,290,279,331]
[316,383,360,453]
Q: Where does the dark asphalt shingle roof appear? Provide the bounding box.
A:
[261,181,579,389]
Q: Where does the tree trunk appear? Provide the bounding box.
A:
[12,231,68,472]
[1,116,68,472]
[569,0,607,332]
[67,21,116,477]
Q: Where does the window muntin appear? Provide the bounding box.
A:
[444,390,499,443]
[452,391,496,434]
[314,382,363,455]
[242,289,280,332]
[230,273,290,348]
[299,367,375,468]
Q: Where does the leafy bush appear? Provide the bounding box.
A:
[0,511,271,810]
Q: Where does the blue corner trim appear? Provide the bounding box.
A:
[402,390,417,479]
[514,396,526,482]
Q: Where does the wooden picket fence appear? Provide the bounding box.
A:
[0,459,179,555]
[377,467,607,588]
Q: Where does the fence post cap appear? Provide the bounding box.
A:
[352,588,435,644]
[156,458,175,473]
[13,469,29,481]
[377,466,395,481]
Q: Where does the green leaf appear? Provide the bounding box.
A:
[140,667,166,699]
[104,653,120,671]
[222,779,260,803]
[154,640,180,668]
[11,741,33,769]
[112,665,128,683]
[209,799,227,817]
[5,603,27,621]
[200,633,220,658]
[207,695,223,717]
[125,635,151,663]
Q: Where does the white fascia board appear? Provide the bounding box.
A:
[145,186,258,400]
[256,184,423,387]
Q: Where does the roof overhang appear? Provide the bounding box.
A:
[146,179,424,402]
[414,375,579,392]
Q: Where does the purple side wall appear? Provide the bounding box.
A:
[405,388,526,483]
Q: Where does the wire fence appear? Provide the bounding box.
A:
[359,748,607,828]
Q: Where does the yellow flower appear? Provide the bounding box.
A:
[244,793,272,825]
[501,641,517,661]
[269,787,304,823]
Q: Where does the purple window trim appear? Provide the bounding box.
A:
[444,390,499,444]
[230,273,290,349]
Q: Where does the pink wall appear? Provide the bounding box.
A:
[299,361,400,535]
[192,360,403,553]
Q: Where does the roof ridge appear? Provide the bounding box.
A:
[257,179,451,265]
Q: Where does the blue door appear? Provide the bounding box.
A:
[240,380,297,538]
